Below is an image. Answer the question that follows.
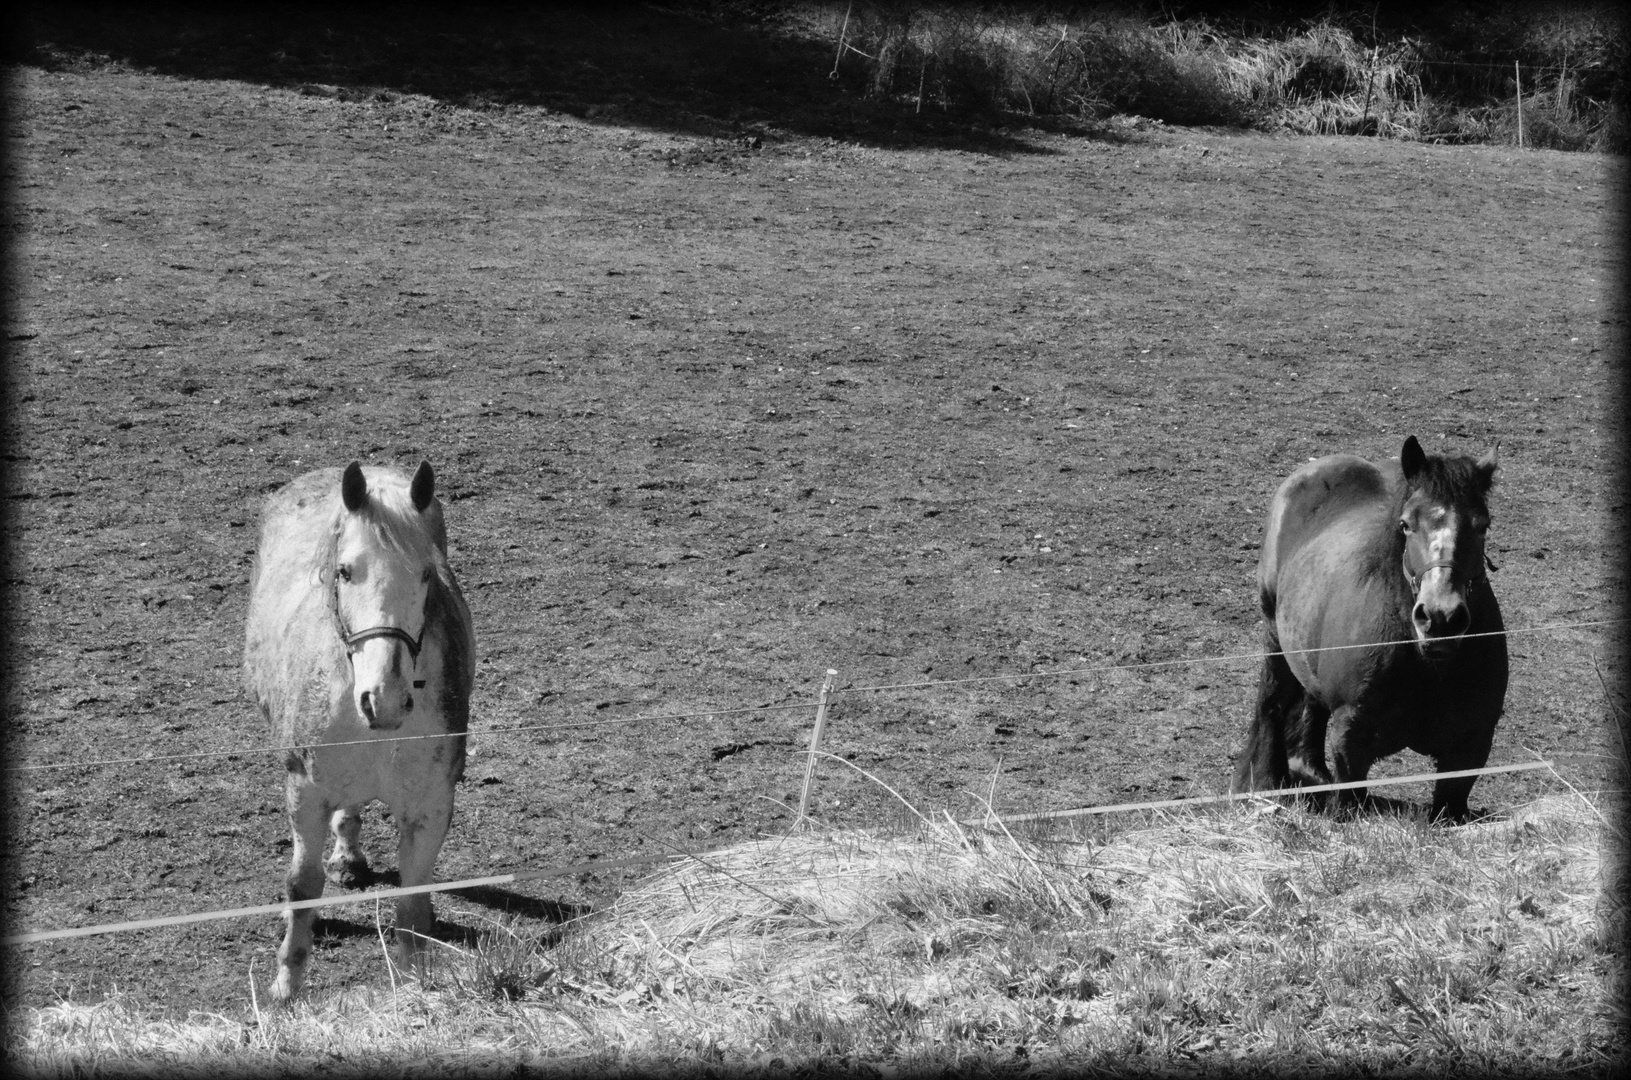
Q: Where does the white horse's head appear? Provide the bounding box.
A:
[333,460,441,730]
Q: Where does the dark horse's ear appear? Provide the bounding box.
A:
[1476,443,1499,489]
[341,461,368,512]
[410,460,435,512]
[1400,436,1427,483]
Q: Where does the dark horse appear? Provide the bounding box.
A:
[1231,436,1506,822]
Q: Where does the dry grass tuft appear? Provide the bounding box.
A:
[9,791,1620,1074]
[11,995,248,1076]
[803,2,1626,151]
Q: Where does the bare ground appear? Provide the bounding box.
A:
[2,57,1621,1017]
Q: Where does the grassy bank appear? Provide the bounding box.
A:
[10,791,1621,1076]
[813,2,1627,150]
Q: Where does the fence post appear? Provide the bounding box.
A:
[1515,60,1524,148]
[830,1,853,80]
[1361,45,1379,135]
[797,669,839,823]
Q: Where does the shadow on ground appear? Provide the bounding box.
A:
[446,885,588,924]
[322,867,588,922]
[18,1,1085,154]
[309,886,584,951]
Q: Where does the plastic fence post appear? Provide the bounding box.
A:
[1516,60,1524,148]
[797,669,839,823]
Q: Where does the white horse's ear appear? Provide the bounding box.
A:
[341,462,368,512]
[410,461,435,512]
[1400,435,1426,482]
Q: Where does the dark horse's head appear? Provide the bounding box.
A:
[1397,435,1498,658]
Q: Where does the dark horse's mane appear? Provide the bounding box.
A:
[1396,451,1496,515]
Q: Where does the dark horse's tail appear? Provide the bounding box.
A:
[1232,622,1303,792]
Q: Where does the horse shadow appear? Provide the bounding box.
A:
[444,883,590,925]
[313,867,591,948]
[311,916,380,942]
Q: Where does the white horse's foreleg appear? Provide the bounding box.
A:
[272,784,329,1002]
[325,805,369,887]
[391,784,454,969]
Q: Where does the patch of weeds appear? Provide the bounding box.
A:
[1312,849,1364,897]
[444,919,555,1003]
[982,933,1106,1002]
[762,1001,866,1060]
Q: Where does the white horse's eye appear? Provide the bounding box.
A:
[1398,519,1412,534]
[337,565,352,582]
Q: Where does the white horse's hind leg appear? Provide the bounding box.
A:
[272,784,329,1002]
[325,805,369,887]
[390,783,454,971]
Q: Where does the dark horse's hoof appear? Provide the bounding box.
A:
[1430,805,1492,826]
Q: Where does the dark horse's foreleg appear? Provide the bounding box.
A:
[1286,698,1334,806]
[1428,725,1497,824]
[1232,626,1305,793]
[1328,705,1375,813]
[1428,774,1478,824]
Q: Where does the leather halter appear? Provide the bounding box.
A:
[1402,552,1495,594]
[330,574,427,667]
[342,623,425,663]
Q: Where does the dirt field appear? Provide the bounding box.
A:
[3,55,1620,1017]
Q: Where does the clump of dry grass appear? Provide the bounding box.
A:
[802,2,1625,150]
[12,997,247,1075]
[830,6,1253,126]
[11,786,1619,1075]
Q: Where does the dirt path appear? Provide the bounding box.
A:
[4,64,1619,1015]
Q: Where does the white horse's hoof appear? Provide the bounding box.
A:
[324,856,370,889]
[269,970,301,1003]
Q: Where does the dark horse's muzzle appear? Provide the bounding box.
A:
[1407,557,1488,654]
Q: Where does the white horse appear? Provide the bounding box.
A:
[244,461,474,1001]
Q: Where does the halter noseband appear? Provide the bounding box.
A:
[1402,553,1496,595]
[342,623,425,663]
